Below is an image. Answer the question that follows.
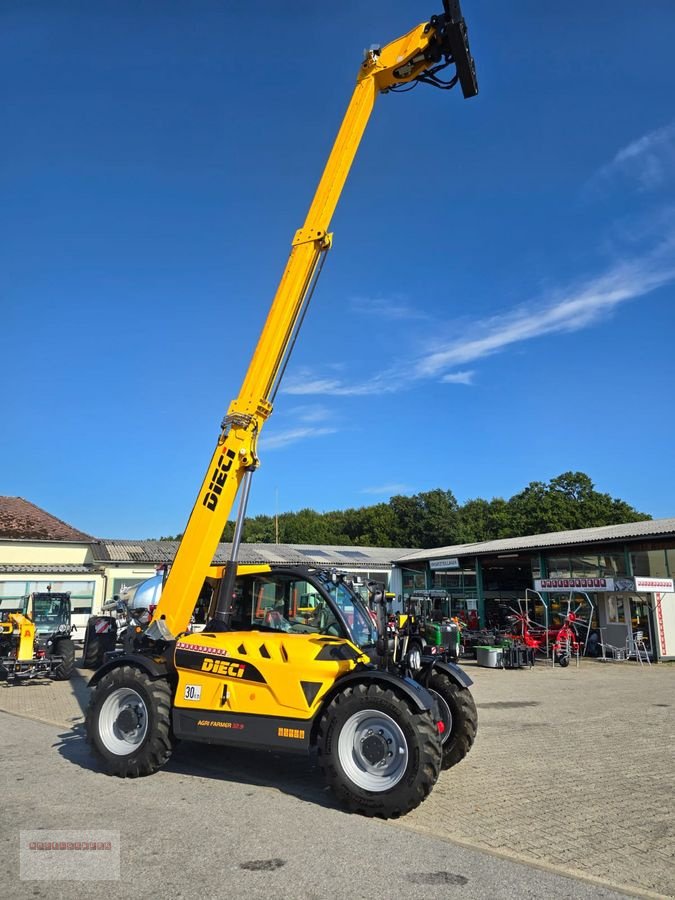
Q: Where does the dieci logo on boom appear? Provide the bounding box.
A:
[202,449,236,511]
[201,657,246,678]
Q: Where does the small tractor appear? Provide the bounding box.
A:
[382,589,463,665]
[0,591,76,682]
[365,582,475,769]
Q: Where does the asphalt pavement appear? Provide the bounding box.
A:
[0,657,673,898]
[1,710,633,900]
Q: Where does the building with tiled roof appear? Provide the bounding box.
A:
[0,497,94,542]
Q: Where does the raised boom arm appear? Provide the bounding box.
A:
[149,3,478,641]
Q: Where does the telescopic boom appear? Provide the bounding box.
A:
[148,3,478,641]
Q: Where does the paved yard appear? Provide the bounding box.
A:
[1,658,673,897]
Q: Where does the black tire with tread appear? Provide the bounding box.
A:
[426,672,478,770]
[316,681,441,818]
[86,665,175,777]
[81,620,113,670]
[52,638,75,681]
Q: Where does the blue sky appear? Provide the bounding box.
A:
[2,0,675,539]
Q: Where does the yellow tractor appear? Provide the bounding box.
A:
[1,591,75,682]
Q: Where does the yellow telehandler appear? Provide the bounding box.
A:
[86,2,479,818]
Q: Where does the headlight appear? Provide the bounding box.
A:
[58,624,68,633]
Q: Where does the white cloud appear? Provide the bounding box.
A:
[440,370,475,385]
[260,404,338,449]
[283,368,401,397]
[284,404,331,423]
[416,240,675,377]
[281,235,675,397]
[261,425,338,450]
[593,122,675,192]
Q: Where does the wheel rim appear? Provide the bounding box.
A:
[428,688,453,746]
[98,687,149,755]
[337,709,409,792]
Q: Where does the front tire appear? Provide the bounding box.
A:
[86,665,174,777]
[52,638,75,681]
[426,672,478,770]
[317,681,441,818]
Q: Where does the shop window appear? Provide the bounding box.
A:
[630,550,668,578]
[546,557,571,577]
[436,573,462,590]
[0,580,95,615]
[402,570,426,592]
[667,549,675,579]
[570,556,600,577]
[607,596,626,624]
[598,553,627,577]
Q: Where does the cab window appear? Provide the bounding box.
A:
[232,575,341,636]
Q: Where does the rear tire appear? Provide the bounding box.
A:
[86,665,174,777]
[317,681,441,818]
[52,638,75,681]
[426,672,478,770]
[82,619,115,669]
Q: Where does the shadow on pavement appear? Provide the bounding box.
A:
[68,667,92,716]
[53,724,339,812]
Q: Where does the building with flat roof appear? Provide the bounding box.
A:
[393,517,675,661]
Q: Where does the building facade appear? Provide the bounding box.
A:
[394,518,675,661]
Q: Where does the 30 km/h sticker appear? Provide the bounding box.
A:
[184,684,202,701]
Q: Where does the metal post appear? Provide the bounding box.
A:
[213,468,254,625]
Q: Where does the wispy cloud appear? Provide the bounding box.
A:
[282,235,675,397]
[440,370,475,385]
[350,295,429,321]
[283,368,401,397]
[261,404,337,449]
[592,122,675,193]
[361,483,411,496]
[417,241,675,377]
[262,426,337,450]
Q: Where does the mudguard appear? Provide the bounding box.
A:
[87,651,174,688]
[319,666,437,715]
[420,657,473,689]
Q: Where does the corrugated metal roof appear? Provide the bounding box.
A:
[0,565,93,575]
[396,517,675,563]
[92,540,413,568]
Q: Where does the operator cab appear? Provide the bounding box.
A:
[31,594,71,634]
[207,568,378,649]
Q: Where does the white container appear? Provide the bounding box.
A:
[476,646,503,668]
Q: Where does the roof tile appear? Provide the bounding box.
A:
[0,497,94,542]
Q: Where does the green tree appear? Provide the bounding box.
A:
[506,472,648,536]
[457,496,511,542]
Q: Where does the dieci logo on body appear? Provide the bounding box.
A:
[202,449,236,511]
[201,657,246,678]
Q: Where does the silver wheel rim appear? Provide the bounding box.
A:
[337,709,409,791]
[98,687,148,755]
[429,688,453,746]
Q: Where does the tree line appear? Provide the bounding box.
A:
[159,472,649,549]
